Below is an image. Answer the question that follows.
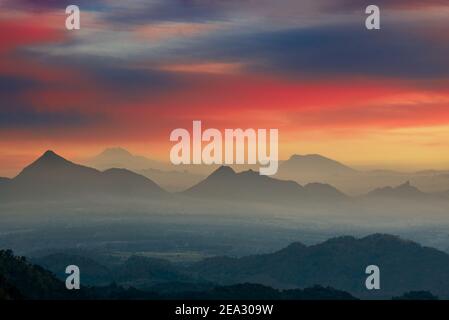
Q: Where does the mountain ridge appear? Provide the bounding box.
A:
[184,165,347,203]
[0,150,167,201]
[191,233,449,299]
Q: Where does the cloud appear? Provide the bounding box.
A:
[325,0,449,11]
[102,0,236,25]
[0,105,100,128]
[166,22,449,79]
[0,75,37,94]
[6,0,105,11]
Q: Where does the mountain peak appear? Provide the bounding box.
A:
[35,150,70,165]
[289,154,324,161]
[280,154,355,175]
[368,181,424,198]
[13,150,78,181]
[209,166,236,178]
[238,169,260,177]
[98,147,133,158]
[42,150,60,158]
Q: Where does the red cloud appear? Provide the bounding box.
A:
[0,12,65,54]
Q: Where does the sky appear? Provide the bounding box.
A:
[1,0,449,177]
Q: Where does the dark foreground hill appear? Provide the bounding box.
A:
[31,234,449,300]
[0,249,80,299]
[171,283,356,300]
[191,234,449,299]
[1,250,359,300]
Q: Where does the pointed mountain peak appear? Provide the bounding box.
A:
[209,166,236,178]
[36,150,69,164]
[23,150,72,171]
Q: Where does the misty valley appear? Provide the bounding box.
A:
[1,150,449,300]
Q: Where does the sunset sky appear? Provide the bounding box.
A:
[1,0,449,177]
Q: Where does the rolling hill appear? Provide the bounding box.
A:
[0,250,355,301]
[191,234,449,299]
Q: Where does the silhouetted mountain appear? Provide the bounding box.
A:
[0,177,10,185]
[87,147,168,171]
[0,249,162,300]
[173,283,356,300]
[184,166,346,203]
[278,154,356,177]
[9,240,446,300]
[366,181,428,199]
[33,253,113,286]
[274,154,449,195]
[0,150,167,201]
[191,234,449,299]
[0,249,81,299]
[393,291,439,300]
[0,274,23,300]
[1,248,359,300]
[303,182,347,200]
[139,167,204,192]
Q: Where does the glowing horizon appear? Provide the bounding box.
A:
[1,1,449,177]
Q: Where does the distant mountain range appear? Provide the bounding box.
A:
[85,147,449,195]
[87,147,168,171]
[276,154,449,195]
[366,181,428,199]
[190,234,449,299]
[0,150,166,201]
[86,148,206,192]
[139,167,204,192]
[184,166,346,203]
[0,150,447,203]
[278,154,356,176]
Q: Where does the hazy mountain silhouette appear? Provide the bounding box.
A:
[277,154,356,177]
[0,150,167,201]
[275,154,449,195]
[184,166,346,203]
[87,147,167,171]
[191,234,449,299]
[139,167,204,192]
[366,181,428,199]
[0,177,10,185]
[87,147,206,192]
